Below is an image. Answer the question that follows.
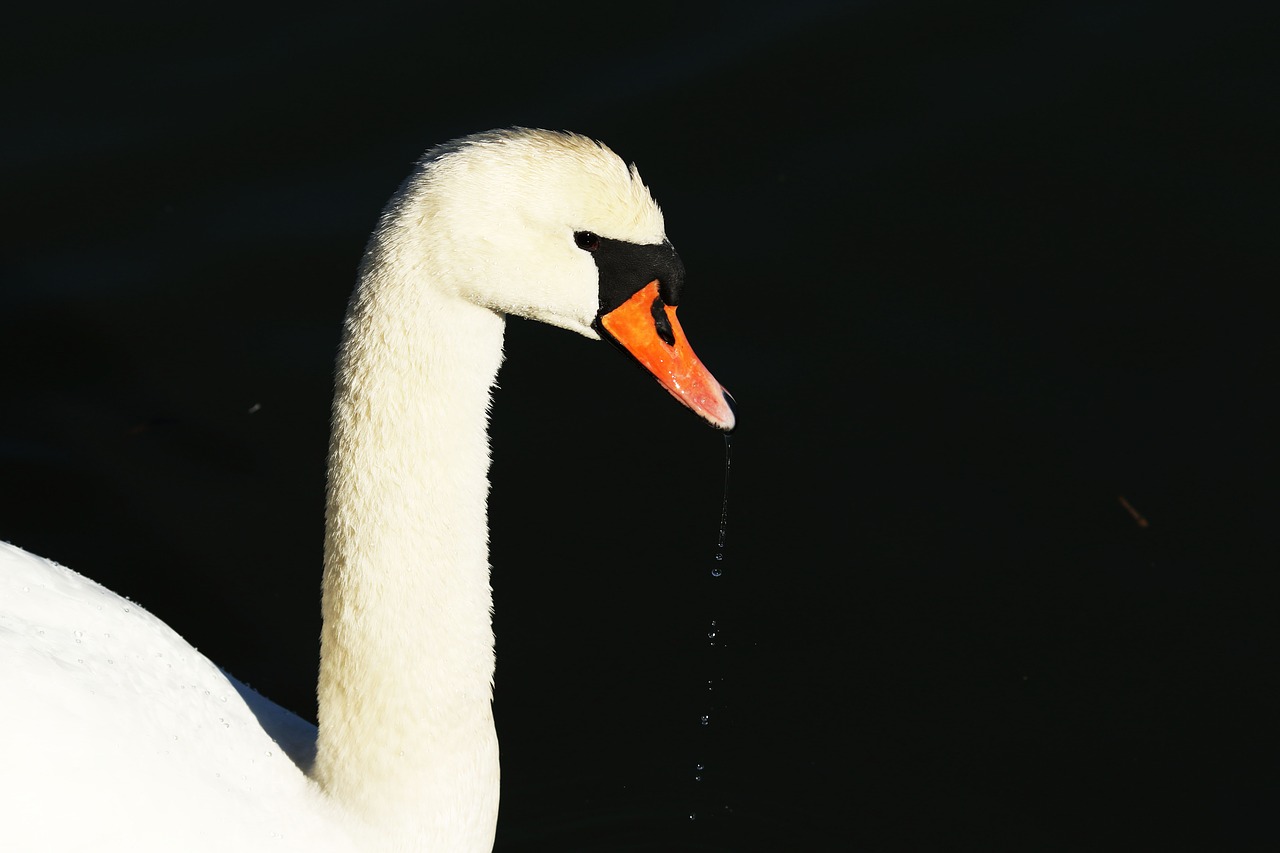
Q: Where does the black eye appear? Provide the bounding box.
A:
[574,231,601,251]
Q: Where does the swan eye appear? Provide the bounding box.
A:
[574,231,601,251]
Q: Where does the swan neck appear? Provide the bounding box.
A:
[314,234,505,848]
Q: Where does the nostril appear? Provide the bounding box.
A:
[650,296,675,346]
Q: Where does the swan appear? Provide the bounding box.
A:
[0,128,735,852]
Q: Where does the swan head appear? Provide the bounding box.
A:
[386,128,735,431]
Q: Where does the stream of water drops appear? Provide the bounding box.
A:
[689,433,733,828]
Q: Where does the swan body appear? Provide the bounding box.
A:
[1,542,344,851]
[0,128,733,852]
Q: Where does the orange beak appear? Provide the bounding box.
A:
[598,280,736,431]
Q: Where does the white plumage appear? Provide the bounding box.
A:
[1,128,733,852]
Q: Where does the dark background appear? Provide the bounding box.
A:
[3,1,1276,849]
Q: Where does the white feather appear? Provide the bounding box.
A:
[1,128,671,852]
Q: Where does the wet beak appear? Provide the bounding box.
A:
[597,280,736,431]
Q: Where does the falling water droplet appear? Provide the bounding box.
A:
[688,433,735,831]
[716,434,731,552]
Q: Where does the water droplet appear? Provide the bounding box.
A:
[710,567,722,577]
[700,714,710,726]
[688,813,697,821]
[696,763,705,771]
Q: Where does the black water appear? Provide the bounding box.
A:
[3,2,1276,849]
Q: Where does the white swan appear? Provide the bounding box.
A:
[0,128,734,852]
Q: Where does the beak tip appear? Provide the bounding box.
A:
[710,386,736,433]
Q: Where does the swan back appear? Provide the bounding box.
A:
[0,541,352,852]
